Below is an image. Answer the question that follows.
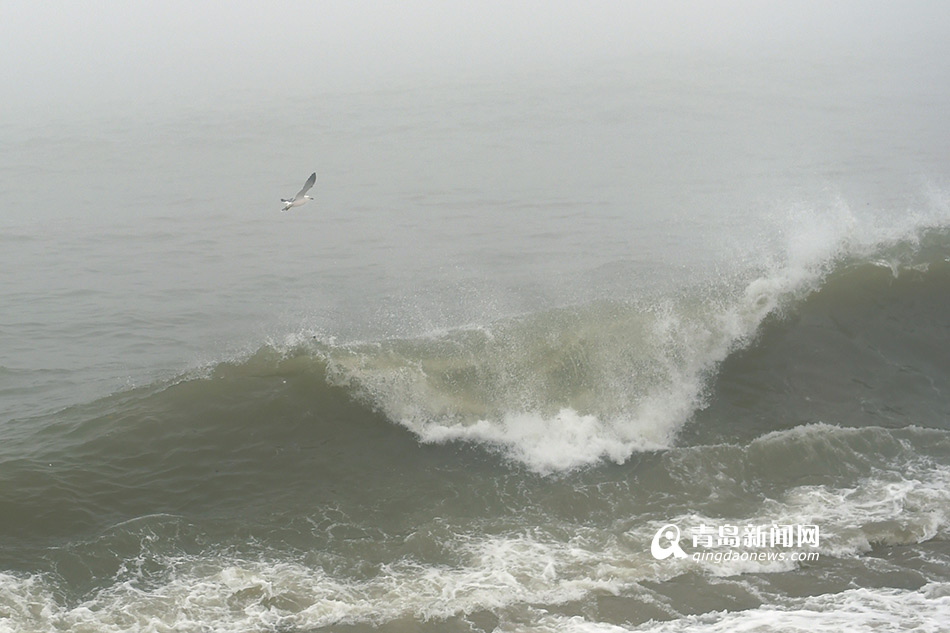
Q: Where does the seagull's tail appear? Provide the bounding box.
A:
[280,198,292,203]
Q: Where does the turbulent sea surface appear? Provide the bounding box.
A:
[2,53,950,632]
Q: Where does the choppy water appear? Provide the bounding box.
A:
[2,53,950,632]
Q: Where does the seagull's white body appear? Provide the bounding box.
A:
[281,172,316,211]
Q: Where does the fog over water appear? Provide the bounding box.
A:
[3,1,948,117]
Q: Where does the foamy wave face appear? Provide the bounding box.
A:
[308,198,950,473]
[315,277,813,474]
[318,298,746,473]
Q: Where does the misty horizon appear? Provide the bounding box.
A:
[3,1,949,120]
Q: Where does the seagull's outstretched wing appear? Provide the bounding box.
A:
[294,172,316,200]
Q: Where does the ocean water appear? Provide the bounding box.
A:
[2,51,950,632]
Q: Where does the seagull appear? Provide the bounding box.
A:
[281,172,316,211]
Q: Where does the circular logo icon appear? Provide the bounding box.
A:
[651,524,688,559]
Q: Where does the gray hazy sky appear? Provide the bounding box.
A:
[2,1,948,116]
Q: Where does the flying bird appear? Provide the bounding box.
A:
[281,172,316,211]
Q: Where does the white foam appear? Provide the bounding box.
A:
[416,408,670,473]
[2,447,948,632]
[9,566,941,633]
[0,532,644,633]
[522,583,950,633]
[647,425,950,578]
[747,425,950,556]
